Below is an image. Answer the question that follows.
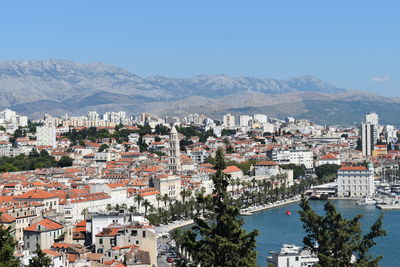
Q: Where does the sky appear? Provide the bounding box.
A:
[0,1,399,96]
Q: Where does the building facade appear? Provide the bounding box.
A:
[337,166,375,197]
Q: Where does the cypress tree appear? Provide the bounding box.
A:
[299,198,386,267]
[181,149,259,267]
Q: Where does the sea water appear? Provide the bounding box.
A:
[244,200,395,266]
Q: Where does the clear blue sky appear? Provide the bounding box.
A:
[0,1,399,96]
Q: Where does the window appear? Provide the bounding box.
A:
[295,256,299,261]
[142,231,146,238]
[99,238,103,245]
[131,230,137,236]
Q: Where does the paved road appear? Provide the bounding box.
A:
[157,236,173,267]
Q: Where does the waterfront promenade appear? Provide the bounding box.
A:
[240,195,302,215]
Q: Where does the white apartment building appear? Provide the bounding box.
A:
[253,114,268,123]
[0,108,28,133]
[267,244,318,267]
[337,166,375,197]
[385,125,397,143]
[36,125,57,148]
[239,115,252,127]
[269,150,314,169]
[223,114,235,128]
[154,175,181,201]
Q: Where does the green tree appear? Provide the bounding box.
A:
[57,156,74,167]
[0,223,20,266]
[39,150,50,158]
[98,144,109,152]
[0,163,19,173]
[28,244,51,267]
[280,164,306,179]
[299,198,386,267]
[135,195,144,211]
[315,164,341,181]
[179,149,259,266]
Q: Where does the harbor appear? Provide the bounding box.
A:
[243,199,397,267]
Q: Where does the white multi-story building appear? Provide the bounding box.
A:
[239,115,252,127]
[154,175,181,201]
[365,112,379,143]
[0,108,28,133]
[385,125,397,144]
[223,114,235,128]
[87,111,100,121]
[337,166,375,197]
[269,150,314,169]
[361,123,374,157]
[268,244,319,267]
[36,125,57,148]
[253,114,268,123]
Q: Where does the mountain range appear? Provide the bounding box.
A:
[0,59,399,126]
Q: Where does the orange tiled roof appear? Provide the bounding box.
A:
[43,249,61,257]
[320,154,338,160]
[223,166,242,173]
[25,218,64,231]
[16,189,58,199]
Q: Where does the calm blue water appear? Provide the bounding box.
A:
[244,200,396,267]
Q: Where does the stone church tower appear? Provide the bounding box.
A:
[168,125,181,172]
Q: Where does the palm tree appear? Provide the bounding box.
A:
[135,194,144,211]
[251,178,257,192]
[156,193,162,210]
[180,188,192,203]
[162,194,169,209]
[129,205,136,213]
[142,199,151,216]
[235,178,241,195]
[120,203,128,211]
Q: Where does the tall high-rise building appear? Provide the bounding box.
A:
[36,125,57,148]
[365,112,379,143]
[168,126,181,172]
[222,114,235,128]
[361,123,374,157]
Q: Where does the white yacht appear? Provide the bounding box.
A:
[357,196,377,206]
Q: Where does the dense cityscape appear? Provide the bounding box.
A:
[0,107,396,266]
[1,1,398,267]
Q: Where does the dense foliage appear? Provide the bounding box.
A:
[0,149,73,172]
[280,163,306,179]
[175,125,216,143]
[315,164,341,183]
[299,198,386,267]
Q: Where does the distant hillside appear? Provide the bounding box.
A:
[0,59,399,126]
